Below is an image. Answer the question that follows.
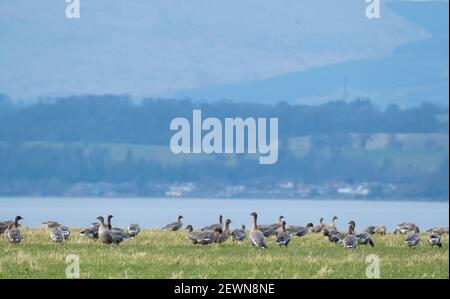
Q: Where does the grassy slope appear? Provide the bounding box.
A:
[0,229,448,279]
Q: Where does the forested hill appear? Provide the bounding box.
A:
[0,95,448,199]
[0,96,447,143]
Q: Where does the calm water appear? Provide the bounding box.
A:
[0,197,448,232]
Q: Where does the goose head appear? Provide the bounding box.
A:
[281,221,287,231]
[14,216,23,227]
[278,216,285,223]
[348,220,356,234]
[241,224,246,230]
[96,216,105,225]
[185,225,193,232]
[306,223,314,228]
[319,217,324,224]
[107,215,114,229]
[332,216,338,221]
[178,215,183,221]
[250,212,258,228]
[219,215,223,223]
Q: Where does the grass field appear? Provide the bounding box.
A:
[0,229,448,279]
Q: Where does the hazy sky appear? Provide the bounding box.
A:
[0,0,434,101]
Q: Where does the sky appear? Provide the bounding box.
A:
[0,0,447,106]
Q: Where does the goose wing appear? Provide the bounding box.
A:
[405,233,420,246]
[275,232,290,246]
[216,232,229,244]
[5,228,22,243]
[80,226,99,239]
[268,223,281,231]
[249,229,268,248]
[257,225,274,237]
[356,232,373,246]
[288,225,308,237]
[128,224,141,237]
[196,230,217,244]
[231,229,246,241]
[328,232,343,243]
[187,231,204,244]
[201,223,221,231]
[58,225,70,239]
[163,221,178,230]
[111,231,130,244]
[50,228,64,242]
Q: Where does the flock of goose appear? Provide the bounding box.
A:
[0,213,448,250]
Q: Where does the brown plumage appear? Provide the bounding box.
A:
[248,212,268,249]
[4,216,23,244]
[216,219,231,244]
[96,216,114,245]
[202,215,223,231]
[163,215,183,231]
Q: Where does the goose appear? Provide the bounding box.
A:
[258,216,284,237]
[394,223,419,234]
[311,217,325,233]
[353,221,374,247]
[404,232,420,249]
[216,219,232,244]
[231,225,246,242]
[202,215,223,231]
[128,224,141,237]
[324,228,344,244]
[374,226,387,235]
[428,233,442,248]
[50,228,65,243]
[1,219,21,234]
[268,216,285,231]
[196,227,222,245]
[163,215,183,231]
[427,226,449,235]
[363,226,376,235]
[186,225,202,244]
[107,215,131,244]
[258,225,275,238]
[343,221,358,249]
[275,221,291,247]
[286,223,314,237]
[96,216,114,245]
[59,226,70,240]
[43,221,70,240]
[4,216,23,244]
[248,212,268,249]
[322,216,338,236]
[80,224,99,239]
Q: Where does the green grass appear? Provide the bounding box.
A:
[0,229,448,279]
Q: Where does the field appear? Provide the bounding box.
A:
[0,229,448,279]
